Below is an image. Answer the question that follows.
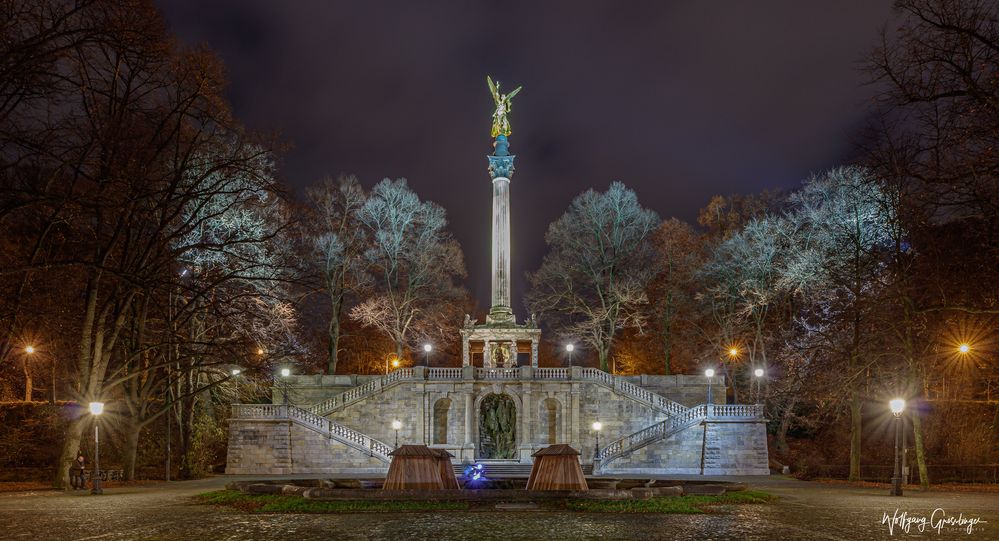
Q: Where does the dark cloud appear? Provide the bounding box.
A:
[156,0,895,315]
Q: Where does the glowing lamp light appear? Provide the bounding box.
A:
[958,343,971,354]
[89,402,104,416]
[256,348,265,355]
[231,368,241,376]
[592,421,602,432]
[566,344,574,352]
[423,344,432,353]
[280,368,291,378]
[25,345,35,354]
[728,347,739,357]
[391,420,402,430]
[754,368,764,378]
[705,368,715,378]
[889,398,905,416]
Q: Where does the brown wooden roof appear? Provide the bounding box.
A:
[531,444,581,457]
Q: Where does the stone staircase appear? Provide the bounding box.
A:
[594,404,763,469]
[231,404,393,463]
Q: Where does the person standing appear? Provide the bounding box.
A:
[70,454,86,490]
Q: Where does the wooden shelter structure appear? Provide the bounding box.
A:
[383,445,459,490]
[526,444,588,491]
[431,448,460,489]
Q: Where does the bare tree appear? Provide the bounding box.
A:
[527,182,660,372]
[304,175,368,374]
[350,178,466,360]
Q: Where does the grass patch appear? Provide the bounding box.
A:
[567,490,776,514]
[196,490,468,513]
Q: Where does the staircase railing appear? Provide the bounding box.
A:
[594,403,764,467]
[232,404,392,463]
[308,368,414,416]
[577,368,688,416]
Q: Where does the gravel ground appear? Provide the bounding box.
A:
[0,476,996,540]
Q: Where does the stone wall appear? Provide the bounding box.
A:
[702,420,770,475]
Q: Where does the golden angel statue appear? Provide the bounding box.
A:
[487,76,522,138]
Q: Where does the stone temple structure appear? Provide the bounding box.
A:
[226,80,769,477]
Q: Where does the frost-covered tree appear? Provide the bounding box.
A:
[305,175,369,374]
[527,182,660,372]
[350,179,466,360]
[782,166,894,481]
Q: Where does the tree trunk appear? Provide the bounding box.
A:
[327,315,340,374]
[123,418,141,481]
[598,346,610,372]
[22,359,32,401]
[910,398,930,489]
[54,416,85,489]
[776,394,798,456]
[849,391,862,481]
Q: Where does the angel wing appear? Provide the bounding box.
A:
[487,76,500,103]
[505,86,522,102]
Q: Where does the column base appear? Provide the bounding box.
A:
[486,306,515,325]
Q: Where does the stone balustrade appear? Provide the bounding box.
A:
[307,366,694,417]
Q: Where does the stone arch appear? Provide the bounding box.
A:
[477,393,518,459]
[433,398,452,444]
[538,397,562,445]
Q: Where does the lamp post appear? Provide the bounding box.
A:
[89,402,104,495]
[753,368,765,404]
[565,344,574,367]
[423,344,432,367]
[280,368,291,405]
[592,421,602,461]
[890,398,905,496]
[392,419,402,449]
[704,368,715,405]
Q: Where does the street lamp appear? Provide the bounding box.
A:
[231,368,241,376]
[704,368,715,405]
[728,347,739,358]
[89,402,104,495]
[958,343,971,354]
[753,368,765,404]
[591,421,602,461]
[280,368,291,405]
[565,344,575,367]
[385,354,398,375]
[256,347,265,356]
[25,345,35,354]
[889,398,905,497]
[423,344,432,367]
[392,420,402,448]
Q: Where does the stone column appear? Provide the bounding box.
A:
[507,341,518,368]
[464,392,474,446]
[491,177,511,318]
[570,387,581,446]
[461,335,470,366]
[520,382,532,446]
[486,136,515,325]
[483,340,492,369]
[531,339,539,368]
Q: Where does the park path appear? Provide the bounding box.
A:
[0,476,997,540]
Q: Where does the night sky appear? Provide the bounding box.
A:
[156,1,895,316]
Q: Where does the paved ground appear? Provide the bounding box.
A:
[0,476,996,540]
